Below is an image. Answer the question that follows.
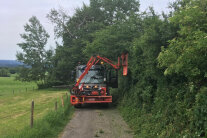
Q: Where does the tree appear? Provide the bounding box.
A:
[157,0,207,136]
[158,0,207,87]
[47,3,106,84]
[16,16,51,84]
[0,68,10,77]
[46,0,140,84]
[46,8,70,39]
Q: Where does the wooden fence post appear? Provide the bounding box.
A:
[55,101,57,111]
[31,99,34,128]
[61,96,64,107]
[26,88,27,92]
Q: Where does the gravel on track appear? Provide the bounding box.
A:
[60,105,133,138]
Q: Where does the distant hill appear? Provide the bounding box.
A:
[0,60,23,67]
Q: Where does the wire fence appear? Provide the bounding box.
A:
[0,86,37,96]
[0,93,70,125]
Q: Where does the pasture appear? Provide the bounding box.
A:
[0,76,68,137]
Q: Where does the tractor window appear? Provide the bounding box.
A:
[77,66,104,84]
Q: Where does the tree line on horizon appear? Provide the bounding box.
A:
[17,0,207,137]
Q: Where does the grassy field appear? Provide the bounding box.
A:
[0,76,70,137]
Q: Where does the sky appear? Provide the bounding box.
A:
[0,0,175,60]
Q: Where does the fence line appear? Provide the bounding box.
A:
[0,93,69,127]
[11,87,37,95]
[29,93,69,127]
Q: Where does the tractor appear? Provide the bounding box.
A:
[70,53,128,107]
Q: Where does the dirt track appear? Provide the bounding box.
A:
[60,105,133,138]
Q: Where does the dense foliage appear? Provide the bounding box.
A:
[18,0,207,137]
[46,0,140,84]
[0,67,20,77]
[0,68,10,77]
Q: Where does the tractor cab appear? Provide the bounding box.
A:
[76,65,107,96]
[77,65,105,84]
[73,64,118,96]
